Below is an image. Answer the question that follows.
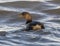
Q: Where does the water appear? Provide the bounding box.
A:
[0,0,60,46]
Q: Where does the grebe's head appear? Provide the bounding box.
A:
[19,12,32,20]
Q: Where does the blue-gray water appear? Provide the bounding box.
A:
[0,0,60,46]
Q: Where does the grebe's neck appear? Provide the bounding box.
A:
[26,20,32,24]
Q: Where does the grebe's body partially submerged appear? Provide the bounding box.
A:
[26,21,45,31]
[19,12,45,31]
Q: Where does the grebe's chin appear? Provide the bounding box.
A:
[19,12,45,31]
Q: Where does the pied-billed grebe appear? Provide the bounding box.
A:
[19,12,45,31]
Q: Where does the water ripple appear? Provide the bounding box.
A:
[0,1,60,46]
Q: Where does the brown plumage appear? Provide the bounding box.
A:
[19,12,45,31]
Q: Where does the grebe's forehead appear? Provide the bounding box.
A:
[21,12,30,16]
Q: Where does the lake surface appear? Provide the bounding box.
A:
[0,0,60,46]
